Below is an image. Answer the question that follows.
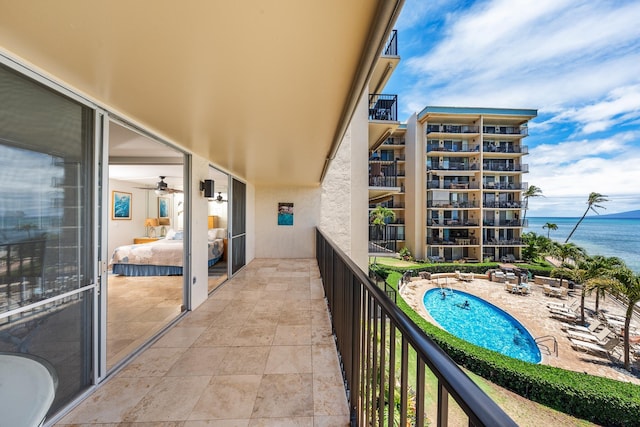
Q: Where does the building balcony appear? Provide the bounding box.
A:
[427,181,481,190]
[426,124,480,134]
[368,94,398,122]
[427,237,478,245]
[381,137,405,145]
[427,200,479,208]
[483,201,525,209]
[427,144,480,153]
[369,224,405,241]
[483,126,528,136]
[482,163,529,173]
[483,239,525,246]
[483,219,528,227]
[427,163,479,171]
[483,182,527,190]
[427,219,479,227]
[483,144,528,154]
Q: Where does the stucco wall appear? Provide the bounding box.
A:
[254,185,321,258]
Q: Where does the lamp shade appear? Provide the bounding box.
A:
[144,218,159,227]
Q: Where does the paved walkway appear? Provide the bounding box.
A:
[56,258,350,426]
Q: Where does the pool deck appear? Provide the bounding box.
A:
[400,276,640,385]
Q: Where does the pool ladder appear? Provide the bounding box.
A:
[535,335,558,357]
[437,278,454,295]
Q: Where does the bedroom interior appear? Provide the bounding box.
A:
[106,122,230,369]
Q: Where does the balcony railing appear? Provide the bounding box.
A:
[483,219,528,227]
[427,163,479,171]
[316,229,516,427]
[483,239,524,246]
[427,181,481,190]
[427,219,479,227]
[369,160,398,187]
[427,237,478,245]
[483,145,528,154]
[482,201,525,209]
[483,126,528,136]
[427,144,481,153]
[369,94,398,121]
[381,137,405,145]
[427,200,478,208]
[483,163,529,173]
[369,225,405,242]
[426,124,480,134]
[483,182,527,190]
[383,29,398,56]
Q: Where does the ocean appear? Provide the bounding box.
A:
[526,217,640,273]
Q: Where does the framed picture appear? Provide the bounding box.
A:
[112,191,132,220]
[158,197,170,219]
[278,202,294,226]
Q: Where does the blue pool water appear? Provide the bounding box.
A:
[423,289,541,363]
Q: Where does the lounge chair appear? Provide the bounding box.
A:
[562,320,602,334]
[547,300,577,311]
[569,336,620,359]
[549,308,577,323]
[566,327,613,344]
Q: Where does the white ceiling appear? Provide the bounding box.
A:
[0,1,403,187]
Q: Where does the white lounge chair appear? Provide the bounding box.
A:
[562,320,602,334]
[569,336,620,359]
[566,327,612,344]
[549,308,577,322]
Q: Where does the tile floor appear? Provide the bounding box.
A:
[56,258,350,426]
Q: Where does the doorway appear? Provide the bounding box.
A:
[207,167,229,293]
[106,122,186,370]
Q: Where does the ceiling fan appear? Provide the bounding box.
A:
[136,176,183,195]
[215,192,228,203]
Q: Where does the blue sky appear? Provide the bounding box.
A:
[385,0,640,217]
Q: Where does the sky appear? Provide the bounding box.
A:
[385,0,640,217]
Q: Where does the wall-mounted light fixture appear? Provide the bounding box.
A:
[200,179,215,198]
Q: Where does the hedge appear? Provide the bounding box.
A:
[382,270,640,426]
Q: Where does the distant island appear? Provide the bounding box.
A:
[598,209,640,219]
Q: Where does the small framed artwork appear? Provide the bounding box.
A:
[158,197,170,219]
[112,191,132,220]
[278,202,294,226]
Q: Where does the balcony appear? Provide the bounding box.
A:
[427,163,479,171]
[427,200,478,208]
[427,237,478,245]
[483,144,528,154]
[383,29,398,56]
[426,124,480,134]
[368,94,398,121]
[483,182,527,190]
[427,143,481,153]
[483,219,528,227]
[483,201,525,209]
[483,239,525,246]
[483,163,529,173]
[483,126,529,136]
[427,219,479,227]
[369,224,405,242]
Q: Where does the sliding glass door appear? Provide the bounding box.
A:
[230,179,246,274]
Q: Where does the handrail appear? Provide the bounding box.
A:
[535,335,558,357]
[316,228,517,426]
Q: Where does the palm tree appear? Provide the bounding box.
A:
[584,256,626,315]
[565,192,608,243]
[522,185,543,221]
[551,242,586,267]
[369,205,396,242]
[542,222,558,239]
[608,267,640,370]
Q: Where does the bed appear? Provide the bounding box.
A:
[110,228,225,276]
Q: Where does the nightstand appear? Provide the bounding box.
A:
[133,237,160,244]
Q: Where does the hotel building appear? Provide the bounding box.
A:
[369,107,537,263]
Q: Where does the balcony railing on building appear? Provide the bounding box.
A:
[316,229,518,427]
[368,94,398,121]
[427,200,478,208]
[427,236,478,245]
[483,182,527,190]
[427,162,479,171]
[483,144,528,154]
[368,225,404,255]
[482,163,529,173]
[482,200,525,209]
[427,180,480,190]
[369,160,398,187]
[426,124,480,134]
[483,239,524,246]
[483,125,529,136]
[383,29,398,56]
[381,137,404,145]
[427,143,480,153]
[427,219,479,227]
[483,219,528,227]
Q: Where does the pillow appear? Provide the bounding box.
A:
[165,229,176,240]
[208,228,226,240]
[172,231,184,240]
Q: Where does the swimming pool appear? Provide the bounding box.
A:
[423,289,541,363]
